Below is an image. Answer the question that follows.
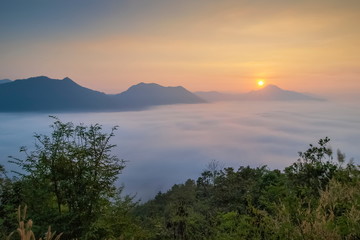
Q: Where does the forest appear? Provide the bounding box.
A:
[1,118,360,240]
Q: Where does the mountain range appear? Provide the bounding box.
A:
[0,76,205,112]
[195,84,324,102]
[0,76,323,112]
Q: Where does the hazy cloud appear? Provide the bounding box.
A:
[0,101,359,200]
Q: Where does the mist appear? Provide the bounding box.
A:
[0,100,359,201]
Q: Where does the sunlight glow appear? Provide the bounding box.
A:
[257,79,265,87]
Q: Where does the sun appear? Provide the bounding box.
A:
[257,79,265,87]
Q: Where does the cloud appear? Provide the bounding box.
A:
[1,101,359,200]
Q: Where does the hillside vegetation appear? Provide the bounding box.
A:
[1,119,359,239]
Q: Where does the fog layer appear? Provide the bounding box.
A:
[0,101,359,200]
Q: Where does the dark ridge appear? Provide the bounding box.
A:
[0,76,206,112]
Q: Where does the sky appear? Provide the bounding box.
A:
[1,0,359,96]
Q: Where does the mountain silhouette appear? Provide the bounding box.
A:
[115,82,205,108]
[0,76,205,112]
[196,84,324,102]
[0,76,111,111]
[0,79,12,84]
[241,85,323,101]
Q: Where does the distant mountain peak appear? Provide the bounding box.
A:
[63,77,73,81]
[126,82,162,93]
[134,82,161,87]
[25,76,53,81]
[251,84,283,93]
[263,84,281,90]
[117,82,205,107]
[62,77,78,86]
[16,76,74,82]
[196,84,324,102]
[244,84,323,101]
[132,82,183,88]
[125,82,188,93]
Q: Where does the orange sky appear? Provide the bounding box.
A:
[1,0,359,97]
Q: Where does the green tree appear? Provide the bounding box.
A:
[10,117,125,239]
[285,137,338,199]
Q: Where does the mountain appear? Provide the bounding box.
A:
[115,82,205,109]
[0,79,12,84]
[240,85,324,101]
[0,76,112,111]
[196,85,324,102]
[0,76,205,112]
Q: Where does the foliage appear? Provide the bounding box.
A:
[4,117,130,240]
[136,137,360,239]
[285,137,338,198]
[2,124,360,240]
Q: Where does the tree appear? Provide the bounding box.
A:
[10,117,125,239]
[284,137,338,198]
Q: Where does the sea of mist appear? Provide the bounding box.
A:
[0,100,359,201]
